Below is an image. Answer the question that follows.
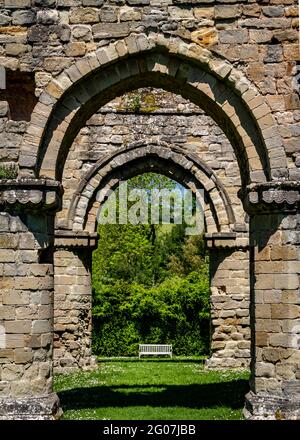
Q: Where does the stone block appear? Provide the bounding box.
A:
[256,304,271,319]
[256,332,269,347]
[271,304,299,319]
[5,334,25,348]
[3,292,29,306]
[5,321,31,334]
[16,305,37,319]
[271,245,297,261]
[70,8,99,24]
[93,22,130,39]
[14,348,33,364]
[0,306,15,320]
[219,29,248,44]
[25,334,41,348]
[242,4,260,17]
[262,6,284,18]
[255,318,281,333]
[72,24,92,41]
[5,43,28,56]
[100,6,118,23]
[65,42,86,57]
[37,10,58,25]
[4,0,31,8]
[262,347,292,363]
[215,5,241,19]
[0,235,18,249]
[32,320,51,334]
[269,333,297,348]
[256,361,276,378]
[1,364,23,381]
[275,364,296,380]
[12,10,36,25]
[120,6,142,21]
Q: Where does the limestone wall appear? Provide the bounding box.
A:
[0,210,54,398]
[58,88,245,230]
[0,1,298,178]
[53,247,96,373]
[0,0,299,420]
[207,246,250,369]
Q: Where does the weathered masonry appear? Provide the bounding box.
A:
[0,0,299,420]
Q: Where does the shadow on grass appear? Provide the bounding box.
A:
[58,380,249,411]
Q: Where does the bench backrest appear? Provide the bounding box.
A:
[139,344,172,353]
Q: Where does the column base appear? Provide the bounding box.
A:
[0,393,63,420]
[205,356,250,370]
[53,354,98,375]
[244,391,300,420]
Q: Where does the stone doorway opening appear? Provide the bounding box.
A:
[52,87,251,376]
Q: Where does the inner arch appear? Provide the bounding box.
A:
[66,142,236,235]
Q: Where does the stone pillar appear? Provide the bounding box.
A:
[242,182,300,420]
[205,233,251,369]
[0,180,62,420]
[53,231,98,374]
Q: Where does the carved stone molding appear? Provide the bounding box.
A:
[244,391,300,420]
[240,181,300,215]
[205,232,249,249]
[0,179,62,213]
[0,393,62,420]
[54,230,98,249]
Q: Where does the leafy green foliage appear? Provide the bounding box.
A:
[92,173,210,357]
[0,163,18,179]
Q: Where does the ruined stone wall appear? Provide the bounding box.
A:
[207,246,250,369]
[0,210,54,398]
[0,0,299,420]
[0,1,298,176]
[58,88,245,230]
[53,247,96,374]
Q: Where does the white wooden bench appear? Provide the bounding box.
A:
[139,344,172,358]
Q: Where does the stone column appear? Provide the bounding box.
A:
[242,182,300,420]
[205,233,251,369]
[0,180,62,420]
[53,231,98,374]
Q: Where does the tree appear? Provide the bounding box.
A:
[92,172,210,356]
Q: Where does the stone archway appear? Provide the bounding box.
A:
[68,141,236,233]
[0,33,299,420]
[19,35,287,184]
[52,140,251,373]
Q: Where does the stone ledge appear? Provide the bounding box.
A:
[0,393,62,420]
[244,391,300,420]
[205,232,249,249]
[55,230,98,248]
[0,179,63,213]
[240,181,300,214]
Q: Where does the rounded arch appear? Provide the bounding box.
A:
[65,141,237,235]
[19,34,288,186]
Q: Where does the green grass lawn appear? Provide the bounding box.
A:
[54,357,250,420]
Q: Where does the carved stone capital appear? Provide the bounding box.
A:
[239,181,300,215]
[0,179,63,213]
[55,230,98,249]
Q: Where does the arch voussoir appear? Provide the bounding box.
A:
[66,141,236,236]
[19,33,287,185]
